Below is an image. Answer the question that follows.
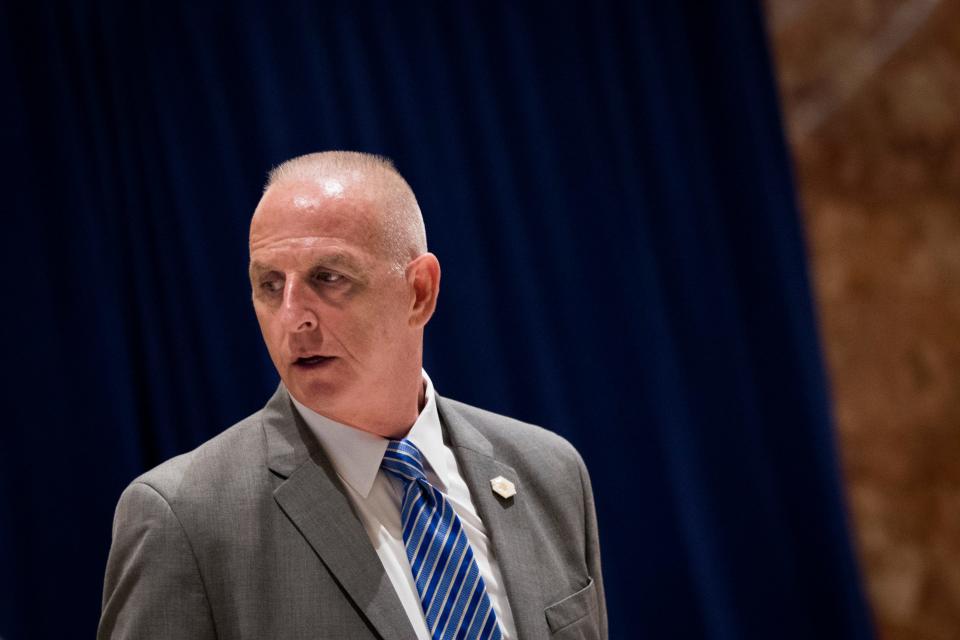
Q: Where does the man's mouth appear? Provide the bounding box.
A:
[293,355,334,368]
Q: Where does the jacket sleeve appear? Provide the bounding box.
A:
[98,482,217,639]
[578,452,608,639]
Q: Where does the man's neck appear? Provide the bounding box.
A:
[294,376,428,440]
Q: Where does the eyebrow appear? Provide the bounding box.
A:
[315,252,364,272]
[248,252,366,278]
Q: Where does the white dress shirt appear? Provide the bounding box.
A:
[290,371,518,640]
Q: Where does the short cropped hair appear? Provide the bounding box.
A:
[264,151,427,270]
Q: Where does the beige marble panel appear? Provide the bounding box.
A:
[764,1,960,638]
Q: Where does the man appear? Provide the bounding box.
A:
[98,152,606,639]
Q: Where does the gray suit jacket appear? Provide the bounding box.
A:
[98,386,606,639]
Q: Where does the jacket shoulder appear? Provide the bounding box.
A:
[439,396,585,468]
[129,409,267,505]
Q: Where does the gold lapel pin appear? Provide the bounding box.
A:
[490,475,516,499]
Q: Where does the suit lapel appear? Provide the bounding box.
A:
[261,386,417,640]
[437,396,544,640]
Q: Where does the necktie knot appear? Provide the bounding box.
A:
[382,439,428,485]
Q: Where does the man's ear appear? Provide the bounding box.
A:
[406,253,441,327]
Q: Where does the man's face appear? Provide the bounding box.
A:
[249,177,424,432]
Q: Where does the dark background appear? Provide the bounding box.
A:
[0,1,875,638]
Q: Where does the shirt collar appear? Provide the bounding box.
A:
[289,370,446,498]
[404,371,448,492]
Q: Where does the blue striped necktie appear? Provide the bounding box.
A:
[381,439,503,640]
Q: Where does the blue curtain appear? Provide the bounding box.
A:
[0,1,874,638]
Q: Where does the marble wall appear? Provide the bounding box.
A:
[764,1,960,638]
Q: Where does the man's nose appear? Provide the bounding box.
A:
[279,277,319,333]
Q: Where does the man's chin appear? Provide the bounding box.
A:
[285,365,348,404]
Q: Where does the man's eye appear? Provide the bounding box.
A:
[260,279,283,293]
[315,271,344,284]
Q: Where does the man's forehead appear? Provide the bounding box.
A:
[248,240,370,275]
[253,188,383,244]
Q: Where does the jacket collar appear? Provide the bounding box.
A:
[435,397,543,640]
[262,385,417,640]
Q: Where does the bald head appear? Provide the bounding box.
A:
[260,151,427,270]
